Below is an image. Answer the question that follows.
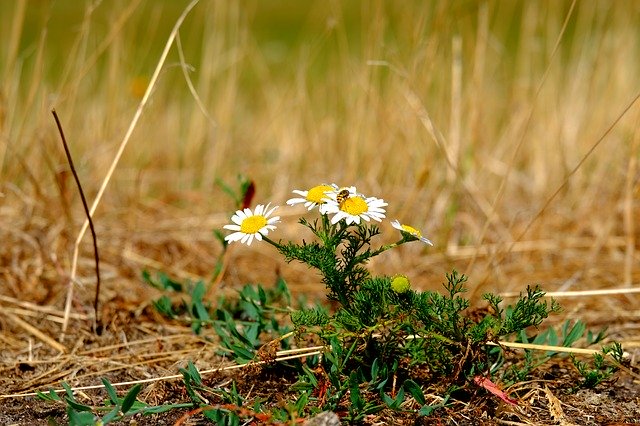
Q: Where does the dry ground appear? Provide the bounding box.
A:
[2,0,640,424]
[0,279,639,425]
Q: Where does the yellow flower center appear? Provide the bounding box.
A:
[340,196,368,215]
[306,185,335,203]
[401,224,421,237]
[240,215,267,234]
[391,275,411,293]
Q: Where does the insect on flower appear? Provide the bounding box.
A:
[336,188,351,207]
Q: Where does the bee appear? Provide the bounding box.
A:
[336,188,351,206]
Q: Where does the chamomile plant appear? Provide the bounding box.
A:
[220,183,580,415]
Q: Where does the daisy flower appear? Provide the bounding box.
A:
[286,184,338,213]
[224,203,280,246]
[323,189,387,225]
[391,220,433,246]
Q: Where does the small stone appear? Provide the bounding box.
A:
[303,411,341,426]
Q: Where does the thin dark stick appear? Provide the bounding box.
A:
[52,109,102,333]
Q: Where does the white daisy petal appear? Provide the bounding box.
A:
[265,204,278,217]
[267,216,280,225]
[224,232,242,242]
[286,197,307,206]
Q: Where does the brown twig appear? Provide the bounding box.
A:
[51,109,101,333]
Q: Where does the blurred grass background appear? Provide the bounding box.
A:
[1,1,639,316]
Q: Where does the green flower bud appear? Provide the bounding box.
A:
[391,274,411,293]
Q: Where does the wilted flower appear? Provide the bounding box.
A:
[391,220,433,246]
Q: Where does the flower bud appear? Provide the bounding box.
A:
[391,274,411,293]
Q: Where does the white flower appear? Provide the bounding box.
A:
[286,184,338,213]
[223,203,280,246]
[391,220,433,246]
[323,188,387,225]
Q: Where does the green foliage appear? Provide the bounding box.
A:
[572,343,624,388]
[291,305,330,327]
[142,273,213,334]
[179,361,264,425]
[500,319,616,385]
[213,278,292,363]
[230,183,622,419]
[36,378,192,425]
[497,287,563,335]
[278,217,380,306]
[143,270,292,363]
[215,174,254,210]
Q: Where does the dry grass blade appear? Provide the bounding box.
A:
[175,32,215,125]
[491,341,640,383]
[490,341,612,357]
[449,34,462,185]
[61,0,201,337]
[500,287,640,299]
[7,314,67,354]
[495,420,534,426]
[0,295,87,321]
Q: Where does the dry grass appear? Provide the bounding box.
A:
[1,0,640,423]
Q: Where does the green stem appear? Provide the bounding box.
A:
[372,239,407,256]
[262,235,282,249]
